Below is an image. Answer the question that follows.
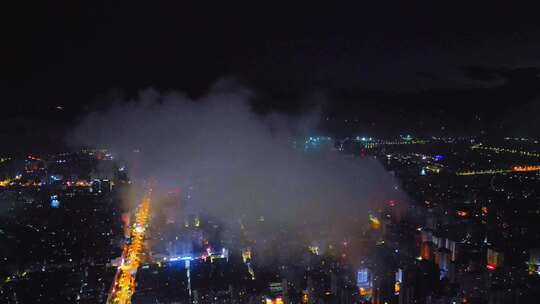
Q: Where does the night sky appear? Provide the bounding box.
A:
[2,2,540,151]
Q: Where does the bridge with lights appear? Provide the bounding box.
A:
[456,165,540,176]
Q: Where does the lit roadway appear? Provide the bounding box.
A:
[107,192,151,304]
[456,165,540,176]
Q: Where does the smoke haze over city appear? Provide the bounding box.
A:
[6,4,540,303]
[71,81,406,239]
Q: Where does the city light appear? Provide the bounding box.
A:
[168,256,193,262]
[369,215,381,230]
[456,164,540,176]
[108,193,151,304]
[512,165,540,172]
[457,211,468,217]
[308,245,320,255]
[471,144,540,158]
[50,195,60,208]
[6,6,540,303]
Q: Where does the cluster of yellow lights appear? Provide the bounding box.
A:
[74,180,91,187]
[241,248,256,280]
[0,175,21,187]
[425,165,441,173]
[359,287,372,296]
[241,248,252,263]
[108,194,151,304]
[302,292,309,303]
[369,215,381,230]
[528,262,540,276]
[0,176,90,188]
[308,245,320,255]
[471,144,540,158]
[0,178,13,187]
[512,165,540,172]
[394,282,401,295]
[265,297,284,304]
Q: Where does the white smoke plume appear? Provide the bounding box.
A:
[70,81,405,243]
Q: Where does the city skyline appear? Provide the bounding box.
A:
[2,3,540,304]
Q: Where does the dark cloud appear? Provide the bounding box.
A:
[461,66,503,82]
